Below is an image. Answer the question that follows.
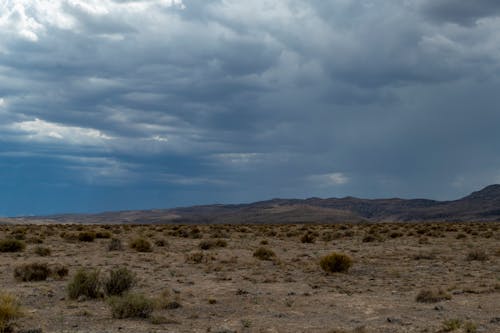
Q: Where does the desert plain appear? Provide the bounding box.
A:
[0,222,499,333]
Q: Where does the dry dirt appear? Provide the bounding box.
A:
[0,222,499,333]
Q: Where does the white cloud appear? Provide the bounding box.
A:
[0,98,5,108]
[10,118,113,145]
[308,172,350,186]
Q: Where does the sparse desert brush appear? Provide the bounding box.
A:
[104,267,136,296]
[362,234,380,243]
[440,319,462,332]
[0,239,25,253]
[456,233,467,239]
[34,246,51,256]
[154,239,167,247]
[0,293,22,333]
[185,252,207,264]
[78,231,96,242]
[51,264,69,279]
[14,263,51,282]
[155,289,182,310]
[108,293,154,319]
[466,249,488,261]
[129,238,152,252]
[253,247,276,261]
[415,288,451,303]
[319,252,352,273]
[198,239,227,250]
[108,238,123,251]
[67,268,101,300]
[95,231,111,239]
[300,232,316,243]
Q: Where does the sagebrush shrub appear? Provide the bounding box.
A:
[78,231,96,242]
[108,293,154,319]
[104,267,136,296]
[0,239,25,253]
[416,288,451,303]
[129,238,152,252]
[67,269,101,299]
[253,247,276,261]
[198,239,227,250]
[34,246,51,256]
[0,293,22,333]
[466,249,488,261]
[14,263,51,282]
[108,238,123,251]
[319,252,352,273]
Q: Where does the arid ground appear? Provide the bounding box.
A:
[0,222,499,333]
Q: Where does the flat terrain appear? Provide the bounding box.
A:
[0,222,499,333]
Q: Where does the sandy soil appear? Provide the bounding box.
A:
[0,222,499,333]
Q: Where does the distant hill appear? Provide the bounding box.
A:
[13,184,500,224]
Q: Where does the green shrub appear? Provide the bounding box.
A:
[416,288,451,303]
[104,267,136,296]
[78,231,96,242]
[67,269,101,299]
[0,293,23,333]
[108,293,154,319]
[129,238,152,252]
[34,246,51,256]
[253,247,276,261]
[14,263,51,282]
[0,239,25,253]
[319,252,352,273]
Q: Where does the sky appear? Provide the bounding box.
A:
[1,0,500,216]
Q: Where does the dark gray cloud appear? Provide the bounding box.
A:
[421,0,500,25]
[0,0,500,215]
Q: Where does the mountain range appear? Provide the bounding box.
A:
[5,184,500,224]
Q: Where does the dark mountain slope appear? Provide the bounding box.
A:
[15,185,500,224]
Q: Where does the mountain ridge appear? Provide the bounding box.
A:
[10,184,500,224]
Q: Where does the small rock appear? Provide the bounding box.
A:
[490,317,500,324]
[434,305,444,311]
[387,317,402,324]
[77,295,87,302]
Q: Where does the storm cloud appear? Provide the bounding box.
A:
[1,0,500,215]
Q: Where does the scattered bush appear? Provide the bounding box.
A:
[415,288,451,303]
[78,231,96,242]
[466,249,488,261]
[441,319,462,332]
[14,263,51,282]
[198,239,227,250]
[319,252,353,273]
[67,269,101,300]
[0,239,25,253]
[108,238,123,251]
[154,289,182,310]
[253,247,276,261]
[34,246,51,256]
[95,231,111,239]
[185,252,206,264]
[0,293,23,333]
[104,267,136,296]
[51,264,69,279]
[108,293,154,319]
[129,238,152,252]
[300,233,316,244]
[154,239,167,247]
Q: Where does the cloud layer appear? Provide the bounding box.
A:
[1,0,500,215]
